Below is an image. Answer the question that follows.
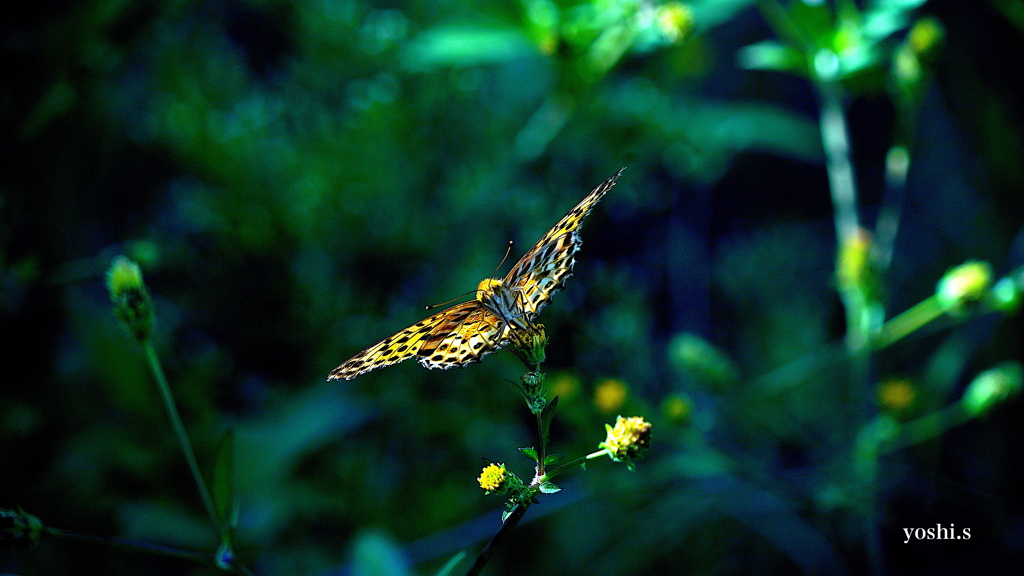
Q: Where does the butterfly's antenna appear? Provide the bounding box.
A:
[424,289,477,311]
[424,241,514,311]
[491,240,514,279]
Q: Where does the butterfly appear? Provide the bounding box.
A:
[327,167,625,381]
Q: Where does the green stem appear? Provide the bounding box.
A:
[464,500,529,576]
[819,81,860,249]
[141,339,219,530]
[818,78,869,353]
[817,71,885,576]
[872,295,945,349]
[534,408,548,477]
[878,403,970,455]
[537,449,609,483]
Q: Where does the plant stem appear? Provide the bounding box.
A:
[534,408,548,477]
[878,403,970,455]
[141,338,219,530]
[818,78,870,353]
[872,296,945,349]
[540,449,609,482]
[464,500,529,576]
[45,527,214,566]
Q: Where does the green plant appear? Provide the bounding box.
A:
[464,323,651,576]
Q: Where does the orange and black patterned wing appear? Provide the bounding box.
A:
[327,301,507,380]
[502,167,624,318]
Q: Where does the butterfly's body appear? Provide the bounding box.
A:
[328,168,624,381]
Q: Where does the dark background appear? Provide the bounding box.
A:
[3,1,1022,574]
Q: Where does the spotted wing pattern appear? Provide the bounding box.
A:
[328,301,508,380]
[503,167,624,318]
[327,167,624,381]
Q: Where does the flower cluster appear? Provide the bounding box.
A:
[477,462,525,497]
[599,416,653,463]
[509,323,548,372]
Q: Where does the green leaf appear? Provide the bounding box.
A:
[433,551,467,576]
[540,395,559,430]
[538,481,561,494]
[351,530,412,576]
[543,453,565,465]
[519,447,539,461]
[211,428,236,535]
[737,41,805,74]
[401,26,534,71]
[501,503,520,523]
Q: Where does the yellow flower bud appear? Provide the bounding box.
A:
[877,378,916,413]
[962,362,1023,417]
[936,261,992,313]
[106,256,154,341]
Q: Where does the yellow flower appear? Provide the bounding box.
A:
[877,378,916,412]
[656,2,694,44]
[548,372,580,401]
[594,378,627,413]
[661,393,692,425]
[599,416,652,462]
[477,463,508,494]
[837,228,872,291]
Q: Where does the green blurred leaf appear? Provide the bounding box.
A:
[352,530,411,576]
[862,0,929,43]
[211,427,236,535]
[433,551,467,576]
[401,25,534,71]
[737,40,805,73]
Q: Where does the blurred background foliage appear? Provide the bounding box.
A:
[3,0,1023,574]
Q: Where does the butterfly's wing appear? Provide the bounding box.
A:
[327,301,508,380]
[416,302,509,369]
[502,167,624,318]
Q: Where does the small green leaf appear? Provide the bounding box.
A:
[501,503,520,523]
[543,453,565,465]
[519,447,539,462]
[211,428,236,534]
[540,395,559,429]
[538,482,561,494]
